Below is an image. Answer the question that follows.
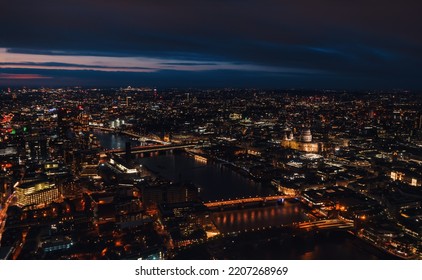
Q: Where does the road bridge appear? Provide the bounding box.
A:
[204,195,295,209]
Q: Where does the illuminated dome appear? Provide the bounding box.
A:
[301,129,312,143]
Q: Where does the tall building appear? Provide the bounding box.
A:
[25,137,49,161]
[57,108,70,138]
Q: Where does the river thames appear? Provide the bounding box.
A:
[94,128,274,201]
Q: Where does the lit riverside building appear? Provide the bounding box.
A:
[14,180,59,207]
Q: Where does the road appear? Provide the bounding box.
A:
[0,192,16,244]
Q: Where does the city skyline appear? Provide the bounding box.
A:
[1,0,422,262]
[1,0,422,89]
[1,88,421,260]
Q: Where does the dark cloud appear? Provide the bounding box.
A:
[1,0,421,88]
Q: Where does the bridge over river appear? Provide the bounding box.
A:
[204,195,294,210]
[205,196,353,234]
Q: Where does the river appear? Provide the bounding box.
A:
[94,130,396,260]
[94,128,274,201]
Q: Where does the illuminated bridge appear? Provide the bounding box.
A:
[297,219,354,230]
[107,143,198,155]
[90,126,200,155]
[204,195,295,210]
[89,125,169,144]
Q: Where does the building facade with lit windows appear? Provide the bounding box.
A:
[390,170,421,187]
[14,180,60,207]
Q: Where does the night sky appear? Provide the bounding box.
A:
[1,0,421,89]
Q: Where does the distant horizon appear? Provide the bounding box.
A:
[1,84,421,93]
[2,1,422,89]
[1,68,421,91]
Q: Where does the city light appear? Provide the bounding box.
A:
[0,88,421,261]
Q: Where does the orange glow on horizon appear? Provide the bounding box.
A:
[0,73,51,80]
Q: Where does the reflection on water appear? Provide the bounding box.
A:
[174,228,397,260]
[94,130,140,150]
[227,231,397,260]
[213,202,309,233]
[138,153,274,201]
[94,130,274,201]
